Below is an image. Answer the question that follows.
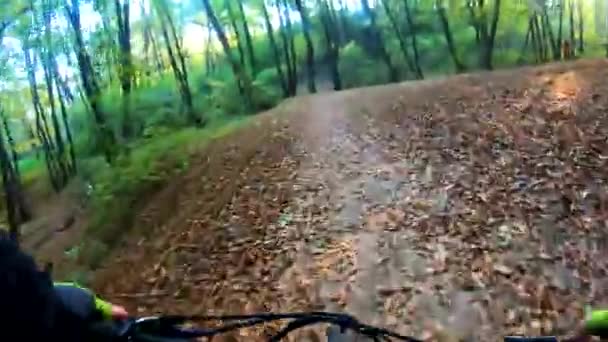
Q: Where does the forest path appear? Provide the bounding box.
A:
[94,59,608,341]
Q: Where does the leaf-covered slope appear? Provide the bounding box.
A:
[94,59,608,341]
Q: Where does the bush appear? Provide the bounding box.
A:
[338,42,389,88]
[252,68,283,109]
[80,115,248,269]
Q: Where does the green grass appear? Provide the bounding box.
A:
[78,113,249,269]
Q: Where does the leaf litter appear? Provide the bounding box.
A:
[94,60,608,341]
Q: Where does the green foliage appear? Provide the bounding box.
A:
[252,67,283,108]
[338,42,388,88]
[2,0,608,275]
[80,116,248,268]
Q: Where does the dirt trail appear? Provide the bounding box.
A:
[94,60,608,341]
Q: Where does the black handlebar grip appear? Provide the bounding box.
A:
[504,337,559,342]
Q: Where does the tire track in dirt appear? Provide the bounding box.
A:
[278,92,450,338]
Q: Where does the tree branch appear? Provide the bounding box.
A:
[0,5,33,37]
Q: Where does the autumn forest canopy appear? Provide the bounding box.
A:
[0,0,607,242]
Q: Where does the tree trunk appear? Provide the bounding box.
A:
[542,6,560,60]
[23,44,60,190]
[0,111,20,178]
[479,0,501,69]
[568,0,576,58]
[159,20,194,121]
[261,1,288,96]
[281,0,298,95]
[236,0,257,74]
[276,0,293,96]
[277,0,297,96]
[141,1,164,75]
[319,0,341,90]
[557,0,564,59]
[155,0,201,125]
[403,0,423,79]
[115,0,134,139]
[380,0,416,76]
[336,0,350,43]
[0,109,31,241]
[53,61,78,175]
[226,0,246,67]
[468,0,501,70]
[201,0,253,106]
[164,6,195,121]
[294,0,316,93]
[577,0,584,53]
[0,132,23,241]
[534,13,547,61]
[436,0,465,72]
[519,16,534,63]
[40,51,68,185]
[360,0,397,82]
[466,2,481,44]
[64,0,115,163]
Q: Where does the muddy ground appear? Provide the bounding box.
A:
[91,59,608,341]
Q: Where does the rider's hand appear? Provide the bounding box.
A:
[53,282,128,322]
[110,304,129,320]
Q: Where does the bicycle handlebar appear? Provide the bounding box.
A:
[91,311,607,342]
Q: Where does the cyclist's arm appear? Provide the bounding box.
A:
[585,309,608,337]
[53,282,117,321]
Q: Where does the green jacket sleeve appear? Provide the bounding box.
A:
[585,309,608,337]
[54,282,114,321]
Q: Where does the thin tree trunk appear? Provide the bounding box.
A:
[404,0,423,79]
[155,0,200,125]
[115,0,134,139]
[201,0,253,105]
[0,110,31,240]
[436,0,465,72]
[519,16,534,63]
[569,0,575,57]
[0,110,20,178]
[23,44,60,190]
[141,1,164,74]
[577,0,584,53]
[380,0,416,76]
[466,2,481,44]
[542,7,559,60]
[360,0,397,82]
[54,64,77,173]
[261,1,288,96]
[205,21,214,75]
[533,13,546,61]
[150,31,164,73]
[276,0,294,96]
[159,20,194,120]
[226,0,246,67]
[0,131,25,241]
[481,0,501,69]
[41,0,69,181]
[236,0,257,74]
[319,0,341,90]
[41,52,68,185]
[294,0,316,93]
[557,0,564,59]
[64,0,115,163]
[336,0,349,43]
[468,0,501,69]
[281,0,298,95]
[164,7,193,113]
